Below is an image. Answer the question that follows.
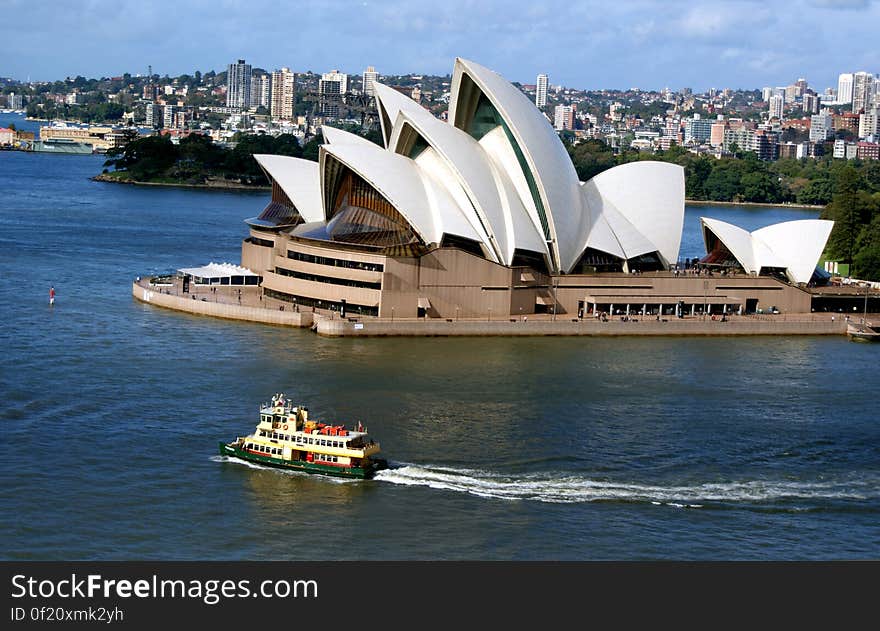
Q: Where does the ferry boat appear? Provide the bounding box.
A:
[219,394,388,479]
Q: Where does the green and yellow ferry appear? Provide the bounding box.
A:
[219,394,387,479]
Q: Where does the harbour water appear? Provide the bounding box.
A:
[1,148,878,560]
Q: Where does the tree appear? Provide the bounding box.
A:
[853,212,880,280]
[823,165,864,266]
[796,177,833,206]
[301,135,321,162]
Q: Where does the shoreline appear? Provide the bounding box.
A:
[91,173,269,191]
[685,199,823,210]
[90,174,824,208]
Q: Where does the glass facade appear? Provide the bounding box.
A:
[327,170,420,249]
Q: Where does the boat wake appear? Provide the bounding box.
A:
[210,455,357,484]
[373,463,879,507]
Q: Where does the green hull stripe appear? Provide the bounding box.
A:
[218,442,378,479]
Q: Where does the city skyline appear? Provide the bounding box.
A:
[2,1,879,91]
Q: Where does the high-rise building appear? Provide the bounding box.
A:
[319,70,348,119]
[363,66,378,98]
[852,71,874,114]
[684,114,713,144]
[270,68,295,120]
[163,105,177,129]
[249,73,271,109]
[809,112,833,143]
[768,94,784,120]
[710,118,727,147]
[226,59,252,109]
[802,92,819,115]
[536,73,548,109]
[837,73,854,105]
[553,104,575,131]
[319,70,348,96]
[860,107,879,140]
[145,103,158,128]
[761,87,773,102]
[7,93,23,109]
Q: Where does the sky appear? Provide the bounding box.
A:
[2,0,879,92]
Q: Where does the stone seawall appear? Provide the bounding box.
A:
[132,283,313,327]
[316,317,846,337]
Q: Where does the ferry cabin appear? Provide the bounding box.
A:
[239,401,380,470]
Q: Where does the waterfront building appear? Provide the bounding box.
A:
[227,59,252,109]
[768,94,784,120]
[38,124,131,152]
[250,73,271,109]
[535,73,548,109]
[852,71,873,113]
[809,112,833,143]
[837,73,854,105]
[363,66,379,98]
[0,127,14,146]
[228,57,831,319]
[7,93,23,110]
[271,68,295,120]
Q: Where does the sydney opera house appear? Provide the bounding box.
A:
[239,58,833,319]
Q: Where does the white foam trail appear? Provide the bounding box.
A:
[373,463,879,505]
[211,455,357,484]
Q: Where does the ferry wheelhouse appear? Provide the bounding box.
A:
[219,394,387,479]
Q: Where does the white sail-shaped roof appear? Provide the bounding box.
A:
[319,141,481,247]
[372,82,428,148]
[249,58,693,277]
[320,125,376,147]
[253,154,324,222]
[385,98,546,265]
[581,161,685,266]
[449,58,585,272]
[701,217,833,284]
[753,220,834,284]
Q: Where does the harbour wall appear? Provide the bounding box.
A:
[131,282,847,337]
[132,282,313,328]
[315,317,847,337]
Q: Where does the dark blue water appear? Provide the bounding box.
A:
[1,149,878,560]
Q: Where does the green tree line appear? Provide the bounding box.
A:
[103,127,382,186]
[567,140,880,279]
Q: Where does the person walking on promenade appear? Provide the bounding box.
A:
[49,285,55,306]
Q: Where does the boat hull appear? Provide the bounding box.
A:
[218,442,386,479]
[847,324,880,342]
